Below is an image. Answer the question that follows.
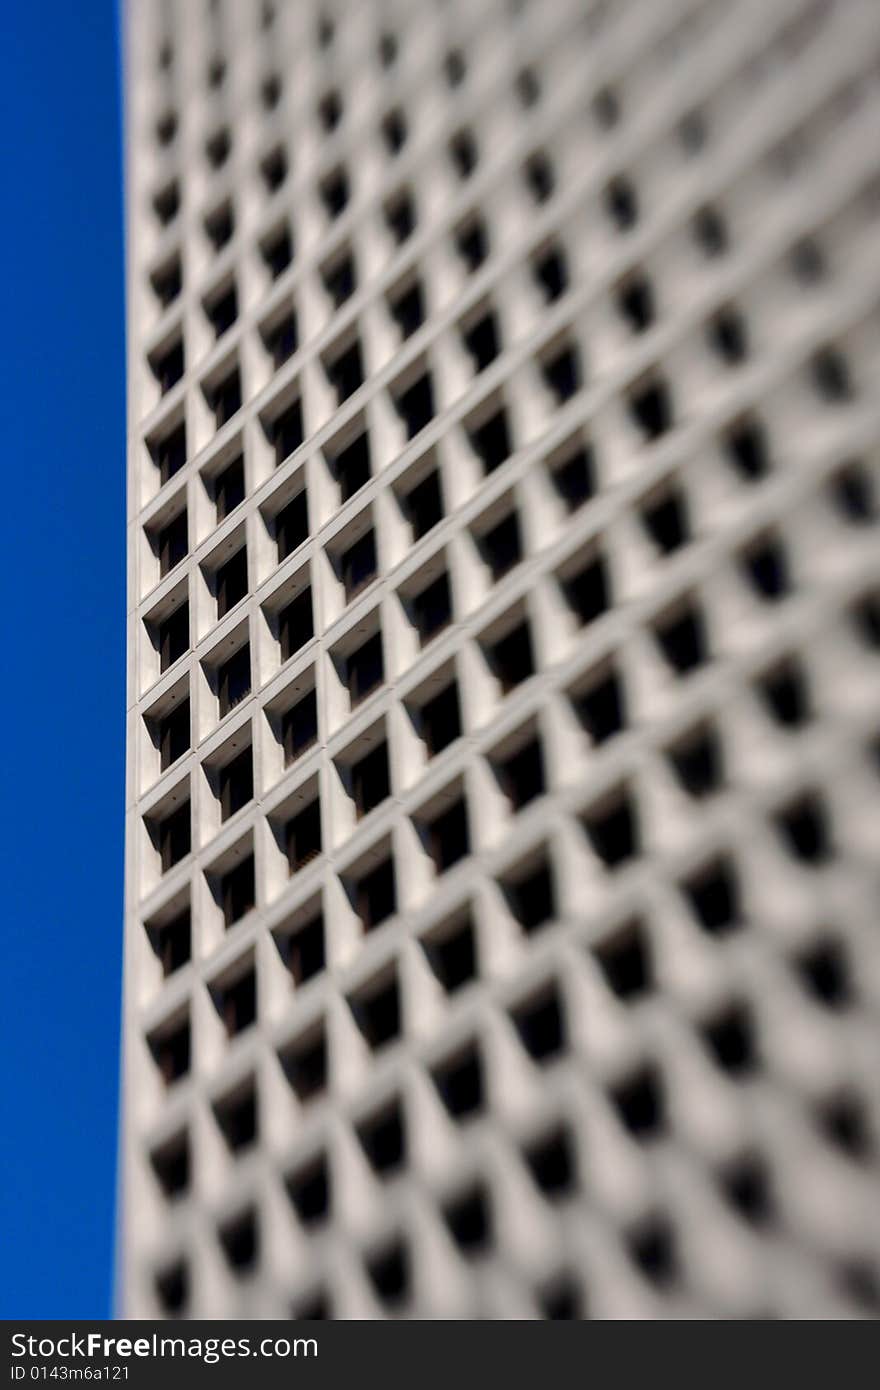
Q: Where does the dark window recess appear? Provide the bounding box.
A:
[830,461,875,523]
[574,667,625,745]
[693,203,727,256]
[774,793,831,865]
[610,1064,664,1138]
[425,797,469,873]
[156,422,187,484]
[158,603,189,671]
[155,1261,187,1316]
[341,529,377,600]
[629,379,672,440]
[279,589,313,662]
[701,1003,756,1077]
[725,419,770,481]
[285,915,325,986]
[152,257,182,308]
[217,644,250,717]
[462,312,499,372]
[469,408,512,473]
[285,800,322,874]
[382,108,407,154]
[617,275,654,332]
[404,469,443,539]
[393,372,434,439]
[455,217,489,272]
[811,347,852,403]
[220,747,253,821]
[219,1210,258,1274]
[211,370,241,428]
[351,742,390,818]
[593,84,621,127]
[282,688,318,765]
[350,975,401,1050]
[682,856,740,934]
[424,916,477,992]
[640,490,689,554]
[605,175,638,229]
[628,1216,677,1287]
[594,919,650,1000]
[790,236,826,285]
[564,554,609,626]
[157,510,188,577]
[533,245,568,302]
[816,1091,870,1161]
[218,969,256,1036]
[757,657,809,728]
[667,723,722,798]
[151,1131,189,1198]
[357,1099,405,1176]
[153,180,179,225]
[388,281,425,340]
[516,65,541,107]
[156,109,177,145]
[347,631,384,705]
[333,433,371,502]
[709,308,748,364]
[151,1016,190,1085]
[496,737,545,811]
[215,1087,257,1152]
[263,225,292,278]
[280,1027,326,1102]
[319,90,342,132]
[432,1044,483,1120]
[384,189,415,244]
[220,854,255,927]
[322,254,356,308]
[325,341,364,404]
[542,345,581,403]
[481,512,521,581]
[539,1276,583,1320]
[679,107,707,153]
[273,399,304,466]
[444,1184,491,1256]
[366,1239,409,1307]
[152,340,184,395]
[525,1127,575,1200]
[654,603,708,674]
[719,1154,773,1228]
[158,699,190,771]
[205,202,234,251]
[154,906,191,977]
[449,129,478,178]
[287,1154,330,1226]
[265,312,298,367]
[851,590,880,650]
[158,802,190,872]
[262,146,288,192]
[379,31,398,67]
[444,48,466,86]
[581,786,638,869]
[524,152,554,203]
[207,284,237,338]
[214,456,245,520]
[419,682,461,757]
[353,856,396,930]
[487,620,535,692]
[320,168,349,218]
[207,54,226,87]
[551,446,594,510]
[276,490,309,559]
[504,858,555,933]
[215,547,247,617]
[317,13,334,47]
[796,937,850,1010]
[412,572,452,646]
[741,535,790,602]
[512,987,565,1065]
[262,72,281,110]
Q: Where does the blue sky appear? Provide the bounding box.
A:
[0,2,124,1317]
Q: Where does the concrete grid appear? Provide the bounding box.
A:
[122,0,880,1318]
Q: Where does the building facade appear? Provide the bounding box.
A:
[121,0,880,1318]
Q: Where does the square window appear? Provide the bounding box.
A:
[654,601,708,675]
[382,107,407,155]
[262,145,288,193]
[158,602,189,672]
[384,188,415,244]
[151,255,182,309]
[469,407,512,473]
[158,698,190,771]
[210,368,242,428]
[424,797,469,872]
[480,511,521,581]
[155,422,187,485]
[218,1209,258,1274]
[156,800,190,872]
[550,446,594,510]
[157,509,188,578]
[541,343,581,403]
[205,201,234,251]
[564,553,610,626]
[455,215,489,272]
[581,785,638,869]
[219,746,253,821]
[264,311,298,368]
[388,281,425,340]
[629,378,672,441]
[263,224,292,278]
[220,855,255,928]
[341,529,377,602]
[217,643,250,717]
[486,619,534,692]
[412,571,452,646]
[640,487,689,554]
[681,856,740,934]
[206,283,237,339]
[523,1126,575,1201]
[393,371,434,439]
[333,432,371,503]
[419,682,461,756]
[151,339,184,396]
[353,856,396,930]
[495,737,545,811]
[462,311,500,373]
[432,1042,483,1120]
[322,253,356,307]
[155,1261,187,1316]
[449,128,478,179]
[351,741,390,818]
[423,912,477,992]
[350,972,401,1050]
[524,151,554,203]
[214,1082,257,1152]
[443,1183,491,1256]
[573,666,625,745]
[511,985,565,1065]
[285,799,322,874]
[151,906,191,978]
[593,918,650,1000]
[153,179,179,226]
[279,1024,327,1102]
[284,913,325,985]
[286,1152,330,1226]
[357,1098,405,1176]
[404,469,443,539]
[503,856,555,933]
[347,630,384,705]
[320,167,349,219]
[150,1130,189,1198]
[215,455,245,521]
[282,688,318,765]
[216,547,248,618]
[325,340,364,404]
[276,489,309,560]
[205,127,231,169]
[533,244,568,302]
[279,588,313,662]
[149,1015,190,1085]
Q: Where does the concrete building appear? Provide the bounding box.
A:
[121,0,880,1318]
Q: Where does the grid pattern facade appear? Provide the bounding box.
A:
[122,0,880,1319]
